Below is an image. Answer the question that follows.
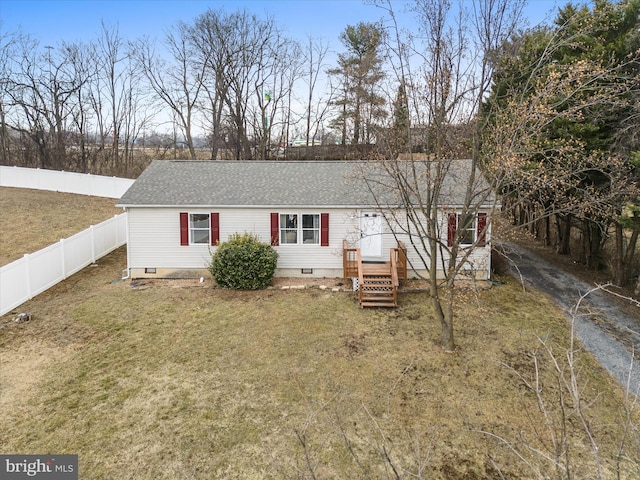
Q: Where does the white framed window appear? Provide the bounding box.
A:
[279,213,320,245]
[280,214,298,244]
[190,213,210,244]
[180,212,219,246]
[447,212,487,247]
[457,214,476,245]
[302,214,320,244]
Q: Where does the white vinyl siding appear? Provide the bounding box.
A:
[125,206,492,279]
[384,210,492,280]
[126,207,354,272]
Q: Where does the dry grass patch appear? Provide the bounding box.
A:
[0,187,121,265]
[1,247,637,479]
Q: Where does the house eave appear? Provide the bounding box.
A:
[116,203,380,209]
[116,202,500,210]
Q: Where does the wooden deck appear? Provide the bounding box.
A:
[343,241,407,308]
[361,262,393,276]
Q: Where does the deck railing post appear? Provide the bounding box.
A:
[357,248,363,305]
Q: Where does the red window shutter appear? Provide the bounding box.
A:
[180,212,189,246]
[447,213,456,247]
[321,213,329,246]
[211,212,220,246]
[270,212,279,246]
[477,213,487,246]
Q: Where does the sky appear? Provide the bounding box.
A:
[1,0,565,51]
[0,0,565,136]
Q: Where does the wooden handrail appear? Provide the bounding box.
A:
[395,240,407,283]
[389,248,398,305]
[357,248,363,305]
[343,239,348,282]
[390,248,399,287]
[343,239,359,282]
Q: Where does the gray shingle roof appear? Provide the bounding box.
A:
[117,159,495,208]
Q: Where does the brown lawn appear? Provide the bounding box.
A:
[0,187,122,265]
[0,190,638,479]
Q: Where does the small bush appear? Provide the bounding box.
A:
[209,232,278,290]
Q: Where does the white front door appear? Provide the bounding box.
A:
[360,212,383,258]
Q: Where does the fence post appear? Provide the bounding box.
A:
[113,214,119,246]
[24,254,32,300]
[60,238,66,279]
[90,225,96,263]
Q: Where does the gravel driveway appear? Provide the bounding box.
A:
[500,241,640,397]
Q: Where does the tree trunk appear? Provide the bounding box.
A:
[556,214,572,255]
[624,228,639,266]
[432,291,455,352]
[518,203,526,226]
[427,229,455,351]
[543,215,551,247]
[583,219,602,270]
[186,129,196,160]
[624,227,639,288]
[582,219,591,268]
[613,223,625,286]
[0,103,8,165]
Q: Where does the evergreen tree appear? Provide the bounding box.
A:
[391,80,410,154]
[483,0,640,281]
[329,22,387,145]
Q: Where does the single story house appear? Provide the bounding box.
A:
[117,159,496,287]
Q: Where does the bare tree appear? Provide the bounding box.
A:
[1,35,90,170]
[359,0,525,351]
[135,22,206,160]
[94,22,127,171]
[63,40,94,172]
[188,9,228,161]
[301,35,333,147]
[0,27,19,166]
[190,8,304,160]
[90,21,151,174]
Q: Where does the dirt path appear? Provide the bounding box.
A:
[500,241,640,397]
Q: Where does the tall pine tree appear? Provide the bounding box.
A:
[329,22,387,145]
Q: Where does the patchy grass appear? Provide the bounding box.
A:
[1,189,637,478]
[1,247,637,479]
[0,187,121,265]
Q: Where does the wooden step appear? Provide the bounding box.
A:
[361,288,394,295]
[361,296,396,301]
[359,288,397,308]
[361,288,395,295]
[361,302,397,308]
[361,277,392,284]
[358,263,397,307]
[361,296,395,303]
[360,297,397,307]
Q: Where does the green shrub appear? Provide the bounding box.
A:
[208,232,278,290]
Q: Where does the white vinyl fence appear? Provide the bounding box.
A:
[0,167,132,317]
[0,214,127,316]
[0,165,134,198]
